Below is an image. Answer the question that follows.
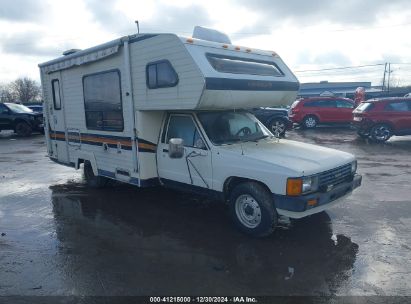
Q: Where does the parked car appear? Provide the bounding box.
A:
[353,97,411,142]
[0,103,44,136]
[26,105,43,113]
[289,97,355,128]
[251,107,293,136]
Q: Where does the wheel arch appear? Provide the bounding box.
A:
[223,176,272,201]
[73,151,98,175]
[303,113,320,122]
[13,118,31,130]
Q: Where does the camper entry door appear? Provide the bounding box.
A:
[48,72,69,164]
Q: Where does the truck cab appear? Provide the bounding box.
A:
[157,110,361,237]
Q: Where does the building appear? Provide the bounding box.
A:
[298,81,383,98]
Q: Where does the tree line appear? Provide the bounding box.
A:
[0,78,42,104]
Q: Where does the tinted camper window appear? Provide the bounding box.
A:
[146,60,178,89]
[83,70,123,131]
[206,54,283,77]
[52,79,61,110]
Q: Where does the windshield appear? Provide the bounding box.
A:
[5,103,33,114]
[197,111,271,145]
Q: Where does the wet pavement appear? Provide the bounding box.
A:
[0,128,410,296]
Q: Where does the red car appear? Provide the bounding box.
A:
[353,98,411,142]
[289,97,355,128]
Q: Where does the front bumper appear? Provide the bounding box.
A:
[274,174,362,219]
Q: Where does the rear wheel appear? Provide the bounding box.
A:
[15,122,32,136]
[84,161,108,188]
[370,124,392,142]
[303,115,318,129]
[269,118,287,137]
[229,182,277,237]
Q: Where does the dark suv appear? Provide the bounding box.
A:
[251,107,293,136]
[0,103,44,136]
[289,97,355,128]
[353,98,411,142]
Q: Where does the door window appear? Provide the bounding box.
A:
[52,79,61,110]
[385,101,410,112]
[304,100,336,107]
[166,115,204,148]
[336,100,354,108]
[0,104,8,114]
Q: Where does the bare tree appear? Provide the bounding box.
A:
[8,77,41,103]
[0,84,15,103]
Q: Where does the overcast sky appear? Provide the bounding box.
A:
[1,0,411,85]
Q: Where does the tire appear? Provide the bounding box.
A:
[357,131,369,139]
[84,161,108,188]
[370,124,392,142]
[229,182,277,237]
[15,122,32,136]
[302,115,318,129]
[268,118,286,137]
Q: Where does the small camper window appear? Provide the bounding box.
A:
[52,79,61,110]
[83,70,124,132]
[146,60,178,89]
[206,54,283,77]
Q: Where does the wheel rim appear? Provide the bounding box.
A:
[305,117,316,128]
[271,120,285,134]
[235,194,262,229]
[373,125,390,141]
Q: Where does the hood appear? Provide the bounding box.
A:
[217,138,354,176]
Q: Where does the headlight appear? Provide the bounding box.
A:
[302,176,318,193]
[351,161,357,174]
[287,176,318,196]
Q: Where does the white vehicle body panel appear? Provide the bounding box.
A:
[38,31,359,220]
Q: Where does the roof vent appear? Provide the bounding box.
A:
[192,26,231,44]
[63,49,81,56]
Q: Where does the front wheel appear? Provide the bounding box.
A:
[370,124,392,142]
[229,182,277,237]
[15,122,32,136]
[84,161,108,188]
[269,118,287,137]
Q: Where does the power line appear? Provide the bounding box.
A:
[294,64,385,73]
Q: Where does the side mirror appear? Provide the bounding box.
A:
[168,138,184,159]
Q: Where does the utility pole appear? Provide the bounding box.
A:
[387,63,391,93]
[382,62,387,91]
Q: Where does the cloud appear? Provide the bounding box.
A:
[84,0,133,34]
[0,0,45,22]
[1,31,64,57]
[84,0,212,36]
[235,0,409,26]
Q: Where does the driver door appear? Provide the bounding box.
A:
[157,114,213,189]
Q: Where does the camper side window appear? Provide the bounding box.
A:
[52,79,61,110]
[83,70,124,132]
[146,60,178,89]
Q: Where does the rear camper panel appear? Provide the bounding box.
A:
[184,41,299,109]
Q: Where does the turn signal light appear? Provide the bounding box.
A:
[287,178,302,196]
[186,38,194,43]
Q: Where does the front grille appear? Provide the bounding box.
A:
[318,163,352,187]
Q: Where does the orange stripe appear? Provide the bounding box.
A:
[138,143,156,151]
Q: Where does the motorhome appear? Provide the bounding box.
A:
[39,28,362,237]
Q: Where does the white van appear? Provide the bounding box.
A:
[39,30,361,237]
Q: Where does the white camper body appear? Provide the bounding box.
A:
[39,33,299,185]
[39,32,361,237]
